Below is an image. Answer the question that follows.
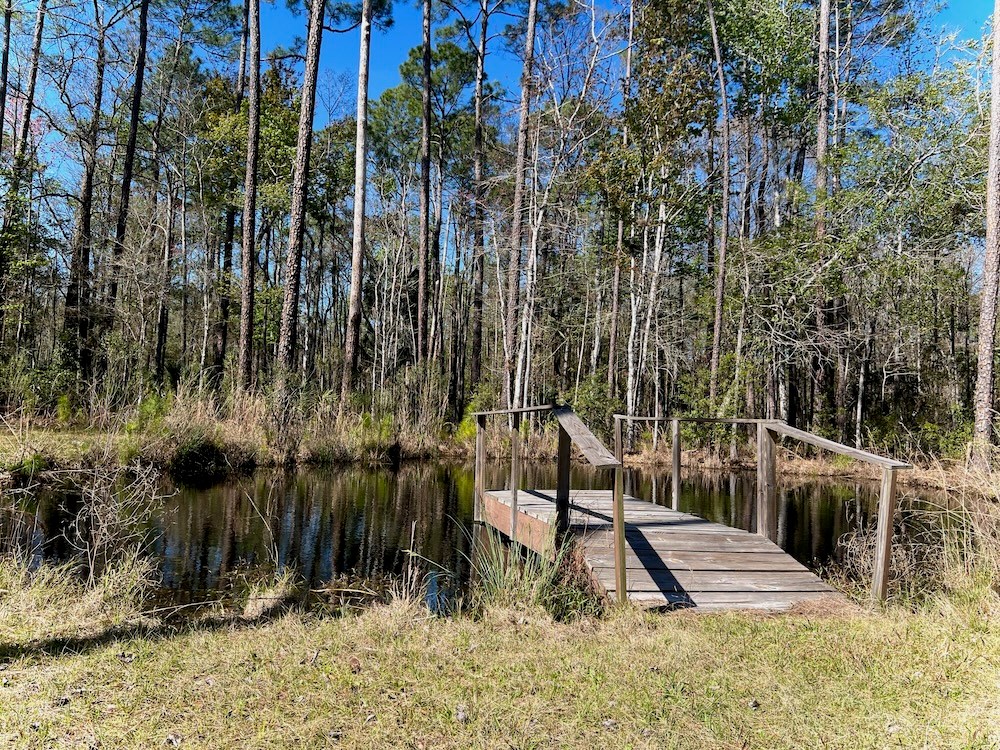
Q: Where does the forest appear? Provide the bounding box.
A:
[0,0,994,464]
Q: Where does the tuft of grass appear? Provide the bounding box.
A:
[464,528,604,621]
[0,557,156,652]
[241,568,301,622]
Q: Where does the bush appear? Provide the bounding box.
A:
[168,426,230,483]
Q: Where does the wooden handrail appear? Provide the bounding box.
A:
[765,421,912,470]
[553,406,620,468]
[470,404,555,417]
[615,414,910,602]
[474,403,627,604]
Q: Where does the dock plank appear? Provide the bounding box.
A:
[482,488,847,612]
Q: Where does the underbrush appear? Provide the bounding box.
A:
[463,527,605,621]
[832,489,1000,618]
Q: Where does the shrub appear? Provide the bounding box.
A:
[168,426,230,483]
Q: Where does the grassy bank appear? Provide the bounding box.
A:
[0,560,998,749]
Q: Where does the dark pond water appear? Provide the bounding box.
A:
[2,461,938,606]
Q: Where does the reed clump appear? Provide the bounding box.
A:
[464,528,604,621]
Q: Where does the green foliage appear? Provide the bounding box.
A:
[126,392,173,435]
[0,351,75,416]
[565,374,623,439]
[5,451,50,476]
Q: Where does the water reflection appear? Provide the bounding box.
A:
[1,461,937,604]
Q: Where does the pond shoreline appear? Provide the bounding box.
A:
[0,425,969,494]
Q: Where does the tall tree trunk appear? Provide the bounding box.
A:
[0,0,12,160]
[815,0,831,241]
[238,0,261,391]
[972,0,1000,469]
[607,0,633,398]
[63,9,105,384]
[212,0,251,388]
[106,0,150,318]
[341,0,373,405]
[504,0,538,408]
[469,0,489,389]
[277,0,325,375]
[12,0,45,177]
[812,0,834,432]
[416,0,432,363]
[707,0,730,410]
[0,0,42,324]
[2,0,45,247]
[155,187,176,385]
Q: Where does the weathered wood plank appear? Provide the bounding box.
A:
[756,423,777,541]
[872,466,898,601]
[671,419,681,510]
[556,426,571,534]
[552,406,620,468]
[481,487,848,612]
[470,404,555,417]
[591,568,834,593]
[585,552,809,572]
[767,421,912,470]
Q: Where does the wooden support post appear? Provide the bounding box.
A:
[509,412,521,542]
[756,423,777,541]
[556,425,571,534]
[671,418,681,511]
[612,465,627,604]
[872,467,897,602]
[614,416,623,463]
[474,414,486,522]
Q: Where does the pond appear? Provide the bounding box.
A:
[2,461,938,607]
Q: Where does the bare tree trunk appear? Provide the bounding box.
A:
[815,0,831,241]
[469,0,489,389]
[63,10,105,384]
[209,6,250,389]
[106,0,150,319]
[607,0,633,398]
[416,0,432,363]
[504,0,538,408]
[12,0,45,176]
[0,0,12,159]
[277,0,324,375]
[607,253,621,394]
[155,187,176,384]
[707,0,730,409]
[972,0,1000,469]
[238,0,261,391]
[341,0,372,405]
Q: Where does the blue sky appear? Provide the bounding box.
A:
[260,1,525,109]
[257,0,993,110]
[937,0,991,40]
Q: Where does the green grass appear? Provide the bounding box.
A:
[0,560,998,749]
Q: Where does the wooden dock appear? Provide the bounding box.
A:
[481,488,844,610]
[474,404,911,611]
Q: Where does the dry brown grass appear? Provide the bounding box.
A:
[0,579,997,749]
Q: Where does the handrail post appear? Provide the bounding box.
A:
[509,412,522,542]
[613,464,626,604]
[556,424,571,534]
[670,418,681,510]
[756,423,777,541]
[474,414,486,522]
[614,415,623,463]
[872,466,897,602]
